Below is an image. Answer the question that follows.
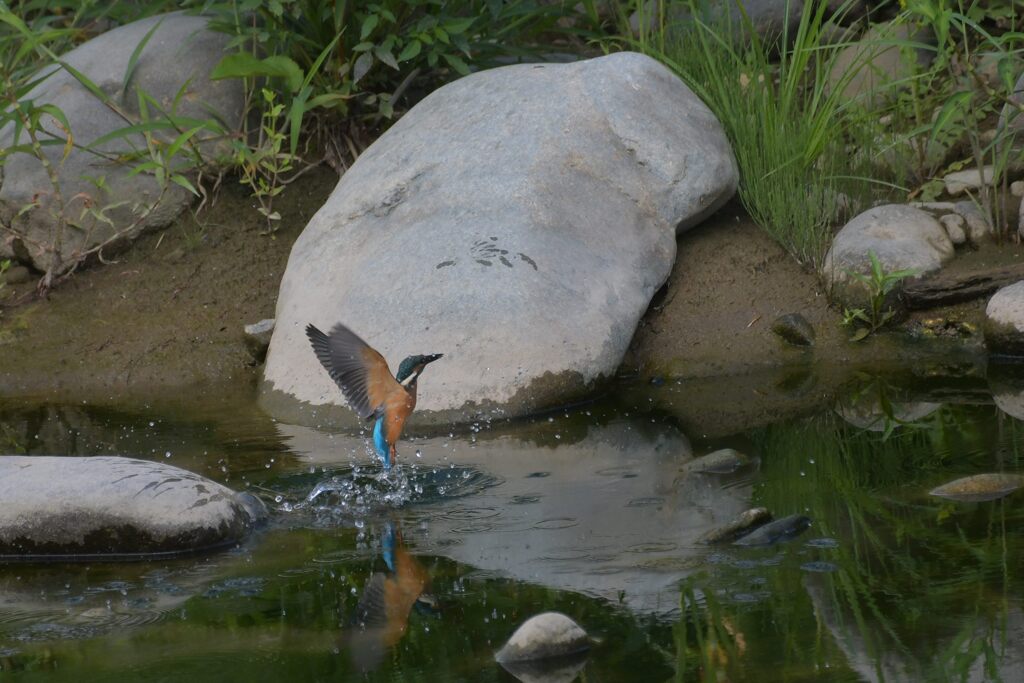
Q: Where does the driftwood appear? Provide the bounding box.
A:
[903,262,1024,310]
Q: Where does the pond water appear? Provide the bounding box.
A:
[2,366,1024,682]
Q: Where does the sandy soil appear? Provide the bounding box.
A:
[0,167,337,399]
[0,179,992,425]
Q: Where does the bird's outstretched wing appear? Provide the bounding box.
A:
[306,323,402,420]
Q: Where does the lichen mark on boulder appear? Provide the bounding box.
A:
[0,11,245,274]
[0,455,267,560]
[261,51,738,427]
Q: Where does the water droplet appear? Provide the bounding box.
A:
[164,451,171,458]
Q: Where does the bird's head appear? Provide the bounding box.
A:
[396,353,443,387]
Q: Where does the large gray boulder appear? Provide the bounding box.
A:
[823,204,954,306]
[0,456,266,559]
[0,12,243,274]
[261,51,737,425]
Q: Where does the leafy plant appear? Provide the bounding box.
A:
[620,0,876,269]
[875,1,1024,236]
[842,250,917,341]
[234,89,296,232]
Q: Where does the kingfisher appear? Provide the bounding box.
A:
[306,322,442,470]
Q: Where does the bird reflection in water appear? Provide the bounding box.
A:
[343,521,438,671]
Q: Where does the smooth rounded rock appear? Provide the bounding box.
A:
[698,507,772,545]
[733,514,811,546]
[929,473,1024,503]
[682,448,752,475]
[985,281,1024,356]
[261,52,737,426]
[0,12,244,274]
[495,612,591,664]
[0,456,266,560]
[823,204,954,307]
[827,20,934,107]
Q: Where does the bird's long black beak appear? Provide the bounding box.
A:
[424,354,443,364]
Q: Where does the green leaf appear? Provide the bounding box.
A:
[374,46,399,71]
[442,53,470,76]
[361,14,379,40]
[210,54,304,93]
[122,18,163,94]
[998,55,1018,94]
[444,17,476,35]
[166,126,205,162]
[398,40,422,62]
[849,327,870,342]
[353,52,374,84]
[170,173,200,196]
[927,90,970,155]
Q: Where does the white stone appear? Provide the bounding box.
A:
[939,213,967,244]
[987,281,1024,332]
[0,455,265,558]
[823,204,954,299]
[943,166,995,196]
[496,612,590,663]
[261,52,738,424]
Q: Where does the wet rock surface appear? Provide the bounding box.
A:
[985,281,1024,355]
[929,473,1024,502]
[0,456,266,560]
[698,507,772,545]
[262,51,737,426]
[771,313,816,347]
[495,612,591,663]
[733,514,811,546]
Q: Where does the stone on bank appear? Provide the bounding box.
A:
[0,12,243,273]
[0,456,266,560]
[261,51,738,425]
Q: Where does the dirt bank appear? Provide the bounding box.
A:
[0,180,989,410]
[0,167,337,399]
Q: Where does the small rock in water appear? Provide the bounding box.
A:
[495,612,591,664]
[698,507,773,545]
[928,473,1024,502]
[243,318,276,362]
[0,456,266,559]
[683,448,752,475]
[733,514,812,547]
[771,313,815,347]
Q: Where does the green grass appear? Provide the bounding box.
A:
[625,0,877,270]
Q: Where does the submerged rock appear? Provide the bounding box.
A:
[0,456,266,559]
[984,281,1024,356]
[733,514,811,546]
[698,507,772,545]
[771,313,815,347]
[823,204,953,307]
[682,448,752,475]
[262,52,737,425]
[929,473,1024,502]
[0,12,243,274]
[496,612,591,664]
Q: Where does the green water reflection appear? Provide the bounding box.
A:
[1,368,1024,682]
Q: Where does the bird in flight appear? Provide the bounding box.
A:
[306,322,442,470]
